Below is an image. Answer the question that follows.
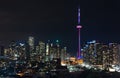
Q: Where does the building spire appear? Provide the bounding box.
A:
[78,7,80,25]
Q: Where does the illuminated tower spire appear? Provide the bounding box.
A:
[78,8,80,24]
[76,7,82,59]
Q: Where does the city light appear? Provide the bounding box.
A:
[0,3,119,78]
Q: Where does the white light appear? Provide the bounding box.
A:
[94,68,97,70]
[14,54,18,57]
[112,65,115,67]
[92,40,96,43]
[81,63,85,67]
[116,69,120,72]
[85,64,90,68]
[109,68,115,72]
[19,43,24,46]
[61,63,66,66]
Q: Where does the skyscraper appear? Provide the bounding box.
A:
[39,41,45,56]
[76,7,82,59]
[45,43,49,61]
[56,40,60,58]
[28,36,34,51]
[61,47,67,61]
[28,36,34,60]
[83,40,97,65]
[108,43,120,66]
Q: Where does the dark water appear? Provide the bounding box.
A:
[49,71,120,78]
[1,71,120,78]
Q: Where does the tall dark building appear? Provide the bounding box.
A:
[26,42,30,60]
[0,46,4,56]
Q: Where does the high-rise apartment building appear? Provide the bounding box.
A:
[28,36,35,60]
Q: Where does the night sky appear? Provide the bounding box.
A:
[0,0,120,55]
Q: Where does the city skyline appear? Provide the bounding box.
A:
[0,0,120,54]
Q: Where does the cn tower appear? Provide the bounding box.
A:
[76,7,82,59]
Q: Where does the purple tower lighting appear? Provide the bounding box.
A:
[76,7,82,59]
[78,8,80,24]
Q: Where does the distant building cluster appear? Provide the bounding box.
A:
[82,40,120,70]
[0,36,69,63]
[0,36,72,77]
